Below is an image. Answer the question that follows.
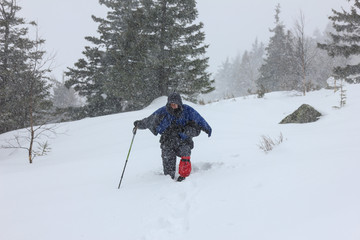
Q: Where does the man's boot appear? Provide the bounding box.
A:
[178,156,191,181]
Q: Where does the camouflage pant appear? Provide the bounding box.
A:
[160,141,191,178]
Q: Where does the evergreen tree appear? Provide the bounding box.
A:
[318,0,360,83]
[52,77,81,108]
[283,29,300,90]
[66,0,213,116]
[210,39,264,99]
[312,24,347,89]
[230,53,245,95]
[256,4,298,92]
[234,39,264,95]
[66,0,143,116]
[312,27,337,88]
[0,0,51,134]
[146,0,213,98]
[213,58,233,98]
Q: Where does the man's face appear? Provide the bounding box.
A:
[170,103,178,109]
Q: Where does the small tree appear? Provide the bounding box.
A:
[26,28,53,163]
[0,0,54,163]
[340,79,347,107]
[293,11,318,95]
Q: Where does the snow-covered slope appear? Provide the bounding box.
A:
[1,85,360,240]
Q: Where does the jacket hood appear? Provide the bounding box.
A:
[167,92,183,107]
[166,92,183,116]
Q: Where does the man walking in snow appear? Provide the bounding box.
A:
[134,92,212,182]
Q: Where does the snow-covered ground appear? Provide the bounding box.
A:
[1,84,360,240]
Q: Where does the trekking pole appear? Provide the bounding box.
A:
[118,126,137,189]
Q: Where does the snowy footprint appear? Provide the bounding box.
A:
[140,179,201,240]
[192,162,224,173]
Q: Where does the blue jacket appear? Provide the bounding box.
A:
[136,93,212,143]
[153,104,212,137]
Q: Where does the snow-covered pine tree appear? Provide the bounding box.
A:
[234,39,265,95]
[256,4,299,92]
[146,0,213,99]
[318,0,360,83]
[66,0,144,116]
[212,39,264,99]
[0,0,51,134]
[311,24,347,89]
[66,0,213,116]
[52,76,81,109]
[213,58,234,99]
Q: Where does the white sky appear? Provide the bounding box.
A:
[18,0,346,81]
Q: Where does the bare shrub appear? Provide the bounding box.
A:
[1,124,58,163]
[258,132,284,153]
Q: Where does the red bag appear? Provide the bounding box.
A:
[179,157,191,178]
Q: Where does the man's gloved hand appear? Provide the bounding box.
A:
[134,120,140,128]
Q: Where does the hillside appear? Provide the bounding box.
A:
[1,85,359,240]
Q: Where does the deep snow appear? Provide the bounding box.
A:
[1,85,360,240]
